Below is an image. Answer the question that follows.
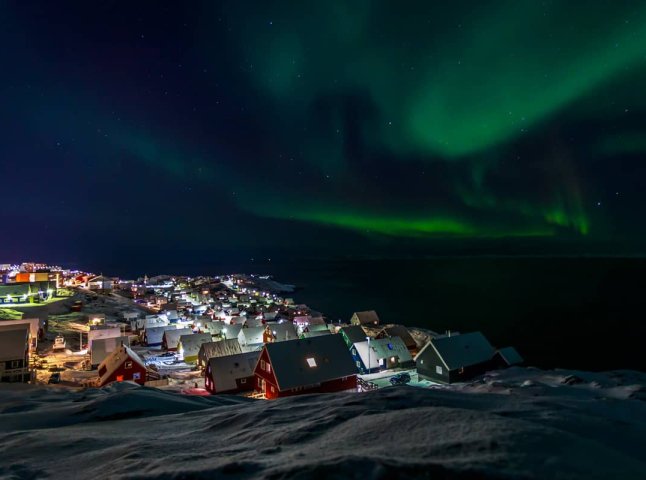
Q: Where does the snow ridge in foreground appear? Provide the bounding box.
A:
[0,367,645,479]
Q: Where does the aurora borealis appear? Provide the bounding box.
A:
[2,1,646,264]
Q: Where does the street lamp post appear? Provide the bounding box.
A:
[366,336,371,374]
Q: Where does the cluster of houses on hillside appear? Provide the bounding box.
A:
[93,301,522,398]
[0,268,523,396]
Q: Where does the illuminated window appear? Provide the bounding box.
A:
[436,365,443,374]
[306,357,317,368]
[116,375,124,382]
[266,363,271,373]
[125,361,133,369]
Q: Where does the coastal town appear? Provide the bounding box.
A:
[0,262,523,397]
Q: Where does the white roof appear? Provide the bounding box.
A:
[87,327,122,348]
[163,328,194,349]
[91,336,130,365]
[98,346,145,385]
[144,325,177,344]
[238,327,265,346]
[178,333,213,358]
[353,336,413,367]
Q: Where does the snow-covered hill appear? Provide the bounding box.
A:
[1,367,644,479]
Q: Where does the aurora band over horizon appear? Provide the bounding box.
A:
[12,1,646,242]
[198,0,646,238]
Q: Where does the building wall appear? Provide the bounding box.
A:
[205,364,254,394]
[99,359,146,386]
[416,347,450,383]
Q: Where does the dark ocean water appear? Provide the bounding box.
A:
[99,256,646,372]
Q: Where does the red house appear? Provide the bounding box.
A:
[204,351,259,394]
[97,345,147,387]
[254,334,357,399]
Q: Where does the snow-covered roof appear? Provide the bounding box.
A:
[243,317,264,328]
[351,310,380,326]
[201,320,226,335]
[98,346,145,385]
[353,336,413,367]
[265,322,298,342]
[145,325,177,344]
[221,324,242,340]
[87,327,122,348]
[264,334,357,391]
[91,336,130,365]
[163,328,194,349]
[208,351,260,392]
[178,333,213,358]
[238,326,265,346]
[422,332,495,371]
[0,325,29,361]
[199,339,242,363]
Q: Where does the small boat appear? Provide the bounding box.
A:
[53,335,66,351]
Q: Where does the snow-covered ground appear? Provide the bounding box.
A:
[0,367,644,479]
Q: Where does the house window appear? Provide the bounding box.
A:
[356,361,361,367]
[436,365,443,375]
[240,378,246,384]
[260,359,266,370]
[133,372,141,380]
[266,363,271,373]
[10,360,22,369]
[352,348,357,355]
[125,361,133,369]
[270,386,275,393]
[306,357,317,368]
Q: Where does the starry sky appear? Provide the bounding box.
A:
[2,1,646,269]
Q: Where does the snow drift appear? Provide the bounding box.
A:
[0,367,645,479]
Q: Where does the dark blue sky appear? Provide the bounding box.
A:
[2,1,646,271]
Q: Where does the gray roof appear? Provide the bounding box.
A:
[208,351,260,392]
[0,326,29,361]
[496,346,523,366]
[265,322,299,341]
[199,339,243,363]
[264,334,357,391]
[425,332,494,370]
[339,325,367,344]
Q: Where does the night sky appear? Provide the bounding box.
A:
[3,1,646,270]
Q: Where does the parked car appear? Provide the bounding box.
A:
[389,372,411,386]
